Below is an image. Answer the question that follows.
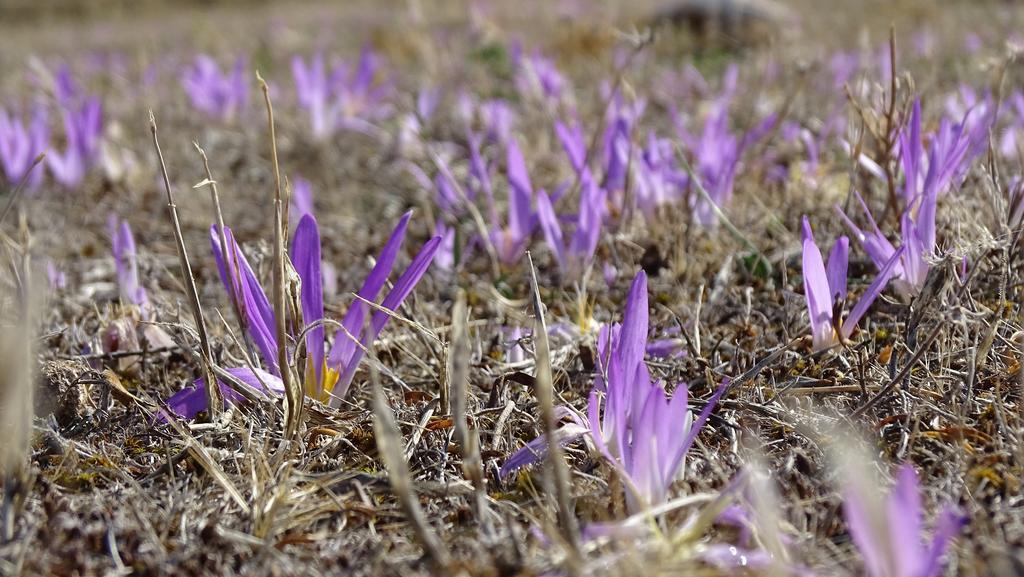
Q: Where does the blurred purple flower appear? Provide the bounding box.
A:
[536,172,605,277]
[480,99,515,145]
[900,99,990,204]
[489,138,536,265]
[601,90,645,196]
[181,55,249,122]
[0,103,48,188]
[516,49,568,105]
[48,96,103,189]
[844,463,966,577]
[801,216,902,350]
[109,215,149,310]
[46,259,66,291]
[674,65,764,226]
[292,47,392,140]
[290,176,314,221]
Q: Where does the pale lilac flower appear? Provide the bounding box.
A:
[633,131,683,216]
[840,99,989,296]
[901,99,990,204]
[801,216,903,350]
[501,272,726,513]
[844,463,966,577]
[602,90,646,195]
[46,259,66,291]
[181,55,249,122]
[839,99,991,295]
[109,215,148,309]
[999,91,1024,158]
[0,104,48,188]
[587,272,727,512]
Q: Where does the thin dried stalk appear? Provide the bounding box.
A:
[150,112,223,420]
[450,289,488,523]
[1,232,35,541]
[193,142,258,366]
[526,252,581,566]
[258,73,301,440]
[370,363,452,571]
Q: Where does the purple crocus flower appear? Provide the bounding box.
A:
[181,55,249,122]
[479,99,515,145]
[555,119,586,176]
[292,214,327,395]
[601,90,645,197]
[501,272,726,513]
[325,212,441,403]
[489,138,535,265]
[837,99,990,296]
[801,217,903,350]
[211,224,280,375]
[167,213,439,418]
[292,47,392,141]
[673,65,750,226]
[536,172,605,277]
[48,96,103,189]
[900,99,990,204]
[515,49,568,105]
[292,52,337,140]
[633,131,682,217]
[587,272,727,512]
[109,215,149,310]
[0,104,48,188]
[844,463,966,577]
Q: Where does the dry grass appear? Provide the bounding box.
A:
[1,1,1024,576]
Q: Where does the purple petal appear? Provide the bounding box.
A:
[802,216,835,349]
[499,422,588,479]
[888,464,925,577]
[333,234,441,402]
[291,214,325,392]
[328,211,411,369]
[535,188,565,268]
[163,367,284,420]
[211,225,279,373]
[920,506,968,577]
[614,271,649,384]
[840,246,904,339]
[506,138,534,242]
[826,236,849,303]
